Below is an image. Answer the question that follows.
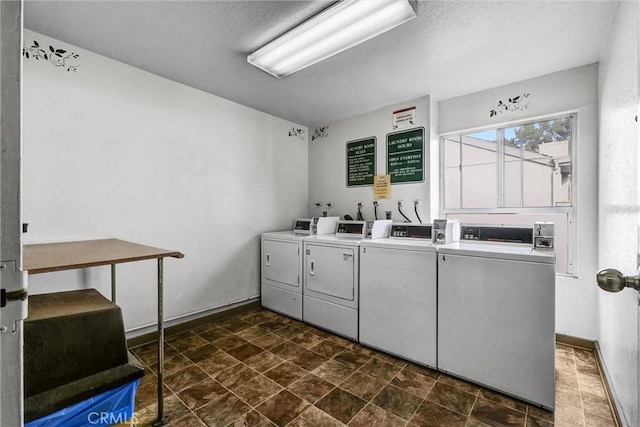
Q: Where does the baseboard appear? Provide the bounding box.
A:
[555,333,596,350]
[593,342,625,427]
[127,299,261,349]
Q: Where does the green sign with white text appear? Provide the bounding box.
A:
[346,137,376,187]
[387,128,425,184]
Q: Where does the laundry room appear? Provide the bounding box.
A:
[1,1,638,427]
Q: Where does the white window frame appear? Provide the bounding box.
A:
[439,112,578,277]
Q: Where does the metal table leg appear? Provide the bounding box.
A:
[152,258,169,426]
[111,264,116,303]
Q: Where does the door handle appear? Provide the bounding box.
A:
[265,254,270,266]
[596,268,640,293]
[309,261,315,276]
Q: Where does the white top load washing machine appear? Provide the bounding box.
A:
[437,224,556,409]
[359,223,438,368]
[261,217,339,320]
[303,220,391,340]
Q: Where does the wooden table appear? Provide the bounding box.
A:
[23,238,184,426]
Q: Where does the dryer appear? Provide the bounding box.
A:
[261,217,338,320]
[303,220,391,340]
[437,224,556,409]
[359,223,438,368]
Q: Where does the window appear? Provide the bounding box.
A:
[440,114,575,275]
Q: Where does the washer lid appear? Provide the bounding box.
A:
[438,242,555,264]
[360,238,437,252]
[261,230,307,242]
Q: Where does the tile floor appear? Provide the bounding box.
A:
[130,308,617,427]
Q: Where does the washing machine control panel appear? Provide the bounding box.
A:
[460,225,533,244]
[336,221,366,238]
[389,224,432,240]
[293,218,312,234]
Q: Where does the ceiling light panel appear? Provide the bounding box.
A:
[248,0,417,78]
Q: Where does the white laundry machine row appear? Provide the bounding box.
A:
[359,223,438,368]
[437,225,556,410]
[302,220,392,340]
[261,217,339,320]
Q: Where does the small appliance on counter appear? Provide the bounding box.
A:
[432,219,461,244]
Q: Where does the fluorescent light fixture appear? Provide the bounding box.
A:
[248,0,417,78]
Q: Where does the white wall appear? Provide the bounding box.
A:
[439,64,600,340]
[22,30,309,333]
[308,96,431,222]
[597,1,639,425]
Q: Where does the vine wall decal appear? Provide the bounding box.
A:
[311,126,329,141]
[23,40,80,72]
[489,93,530,117]
[288,127,306,140]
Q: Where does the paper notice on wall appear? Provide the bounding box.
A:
[392,107,416,130]
[374,175,391,199]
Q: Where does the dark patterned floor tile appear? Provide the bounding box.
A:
[527,405,554,422]
[408,400,467,427]
[167,332,209,352]
[426,382,477,416]
[310,341,346,358]
[243,351,285,373]
[138,344,180,366]
[264,362,308,387]
[226,342,264,361]
[349,403,406,427]
[136,382,171,410]
[333,349,371,370]
[289,350,329,371]
[148,353,194,377]
[372,352,407,367]
[177,377,228,410]
[288,406,344,427]
[134,393,190,426]
[215,363,258,390]
[526,415,554,427]
[240,312,274,325]
[391,366,437,398]
[197,351,240,377]
[314,387,367,424]
[257,319,288,333]
[273,325,305,340]
[197,328,233,343]
[195,393,251,427]
[339,371,387,401]
[270,341,306,359]
[287,373,335,404]
[311,359,355,385]
[167,413,205,427]
[256,390,309,427]
[479,388,528,412]
[164,365,209,393]
[212,335,249,352]
[372,384,423,420]
[358,358,402,381]
[227,409,277,426]
[234,375,283,407]
[404,362,440,380]
[437,374,481,395]
[235,325,267,341]
[291,332,327,349]
[183,344,219,363]
[217,318,253,333]
[252,333,286,350]
[470,397,526,427]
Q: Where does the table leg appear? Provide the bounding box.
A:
[111,264,116,303]
[152,258,169,426]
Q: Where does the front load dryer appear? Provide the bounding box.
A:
[261,217,338,320]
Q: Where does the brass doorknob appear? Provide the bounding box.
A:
[596,268,640,293]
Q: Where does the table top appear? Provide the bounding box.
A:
[23,238,184,274]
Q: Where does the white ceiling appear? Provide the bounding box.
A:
[24,0,617,127]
